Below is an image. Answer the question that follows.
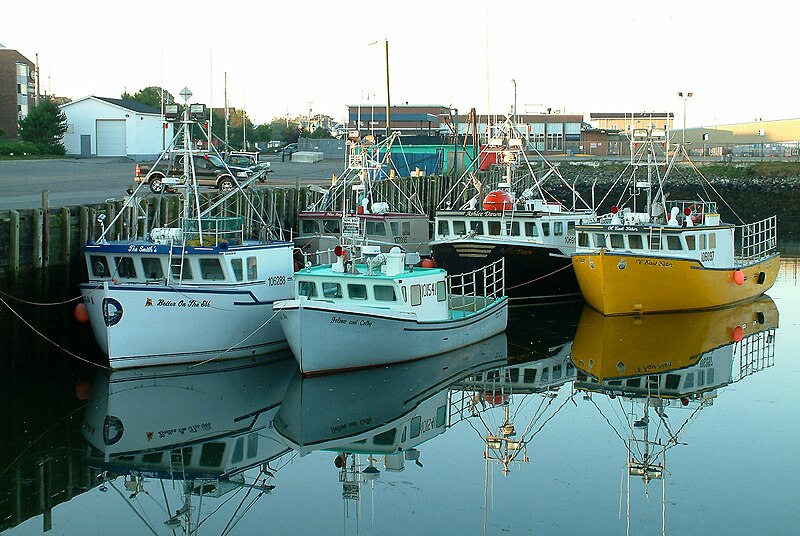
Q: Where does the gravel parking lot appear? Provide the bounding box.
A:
[0,155,347,210]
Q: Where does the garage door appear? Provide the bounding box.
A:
[96,119,126,156]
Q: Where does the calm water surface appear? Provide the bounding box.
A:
[1,253,798,536]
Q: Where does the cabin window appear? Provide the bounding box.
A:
[410,416,421,439]
[488,221,501,235]
[594,234,607,248]
[142,452,163,464]
[247,257,258,280]
[403,221,411,234]
[553,221,564,236]
[390,221,400,236]
[541,222,550,237]
[577,232,588,248]
[374,285,396,301]
[348,284,367,300]
[231,258,244,281]
[436,405,447,427]
[90,255,110,277]
[401,286,407,302]
[507,368,520,383]
[626,378,641,388]
[665,374,681,390]
[525,222,539,237]
[410,284,422,306]
[510,221,521,236]
[401,427,407,442]
[683,372,695,389]
[299,281,317,297]
[567,221,576,236]
[231,438,244,464]
[552,364,563,380]
[523,368,537,383]
[141,258,163,280]
[541,368,550,382]
[247,433,259,457]
[171,447,192,465]
[437,220,449,237]
[709,233,716,248]
[373,429,397,445]
[200,258,225,280]
[453,220,467,235]
[171,258,193,280]
[114,256,137,279]
[436,280,446,302]
[686,235,697,250]
[199,443,225,467]
[322,282,342,299]
[322,219,340,234]
[366,220,387,236]
[667,235,682,250]
[610,234,624,249]
[469,221,484,234]
[628,235,643,250]
[700,234,707,249]
[300,219,318,234]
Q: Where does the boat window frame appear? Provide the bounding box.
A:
[171,257,193,280]
[487,220,501,236]
[199,258,226,281]
[231,258,244,282]
[374,284,397,302]
[90,255,110,277]
[365,220,387,237]
[300,219,319,234]
[114,256,138,279]
[322,281,343,299]
[610,234,625,249]
[553,221,564,236]
[437,280,447,302]
[453,220,467,235]
[469,220,484,235]
[322,219,341,234]
[509,221,521,236]
[298,280,318,298]
[524,221,539,237]
[667,235,683,251]
[347,283,368,300]
[437,219,450,237]
[410,284,422,306]
[628,234,643,250]
[247,256,258,280]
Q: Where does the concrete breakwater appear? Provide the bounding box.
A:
[1,163,798,274]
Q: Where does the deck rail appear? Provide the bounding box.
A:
[737,215,778,263]
[448,257,505,313]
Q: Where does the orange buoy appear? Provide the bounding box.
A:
[75,379,92,401]
[732,325,744,342]
[421,258,437,268]
[74,302,89,323]
[733,270,745,285]
[483,190,514,211]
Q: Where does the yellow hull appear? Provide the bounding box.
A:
[570,296,779,381]
[571,251,780,315]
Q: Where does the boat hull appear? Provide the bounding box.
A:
[571,250,780,315]
[80,282,289,369]
[431,241,580,303]
[274,297,509,375]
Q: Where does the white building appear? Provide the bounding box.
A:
[61,96,173,159]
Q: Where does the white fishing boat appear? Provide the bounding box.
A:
[431,117,595,304]
[571,127,780,315]
[274,245,508,374]
[294,131,430,266]
[79,88,296,369]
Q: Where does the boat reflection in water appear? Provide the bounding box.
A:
[570,296,779,533]
[82,354,297,533]
[272,333,507,512]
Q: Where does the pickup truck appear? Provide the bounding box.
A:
[134,153,254,194]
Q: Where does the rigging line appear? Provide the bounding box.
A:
[220,469,265,536]
[684,155,745,224]
[0,295,111,370]
[522,391,574,445]
[108,479,160,536]
[665,402,704,445]
[0,402,88,479]
[588,396,630,448]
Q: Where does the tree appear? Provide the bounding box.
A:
[309,127,333,139]
[121,86,175,110]
[17,98,68,153]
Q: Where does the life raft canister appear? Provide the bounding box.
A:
[483,190,514,211]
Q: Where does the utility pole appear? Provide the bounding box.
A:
[385,39,391,139]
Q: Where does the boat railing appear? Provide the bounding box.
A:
[736,215,778,263]
[665,200,717,221]
[182,216,245,246]
[448,258,505,314]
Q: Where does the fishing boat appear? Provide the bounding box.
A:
[83,355,296,534]
[293,131,430,266]
[571,127,780,315]
[274,245,508,374]
[79,88,296,369]
[430,117,595,304]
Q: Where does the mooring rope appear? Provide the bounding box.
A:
[505,262,574,291]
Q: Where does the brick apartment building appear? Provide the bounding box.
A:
[0,45,35,139]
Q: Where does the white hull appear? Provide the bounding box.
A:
[81,281,290,369]
[275,297,508,374]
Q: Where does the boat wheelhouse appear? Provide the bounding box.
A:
[572,127,780,315]
[79,90,295,369]
[431,119,594,304]
[293,131,431,263]
[274,246,508,374]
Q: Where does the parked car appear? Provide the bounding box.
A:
[279,143,298,156]
[134,153,251,194]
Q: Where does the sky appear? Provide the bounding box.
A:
[3,0,799,128]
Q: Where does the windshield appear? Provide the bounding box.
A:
[206,155,225,167]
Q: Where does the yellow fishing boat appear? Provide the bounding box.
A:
[572,127,779,315]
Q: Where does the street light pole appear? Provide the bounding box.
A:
[678,91,693,149]
[511,79,517,124]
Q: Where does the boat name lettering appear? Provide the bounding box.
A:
[128,245,159,253]
[636,259,674,268]
[564,236,576,244]
[700,250,715,262]
[330,316,373,327]
[465,210,501,217]
[331,416,373,435]
[634,361,673,374]
[607,225,637,232]
[156,298,211,308]
[157,422,212,439]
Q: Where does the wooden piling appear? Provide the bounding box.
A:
[9,210,20,272]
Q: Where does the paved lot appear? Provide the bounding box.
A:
[0,155,346,210]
